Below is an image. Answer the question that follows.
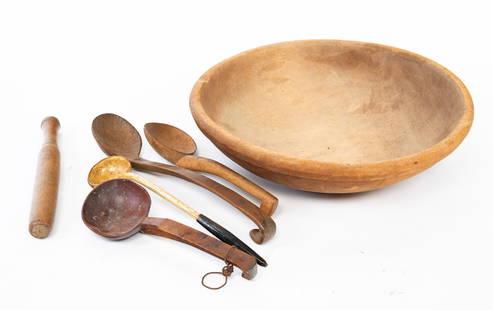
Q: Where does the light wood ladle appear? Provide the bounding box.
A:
[144,122,278,217]
[92,113,276,244]
[88,156,267,266]
[82,178,257,279]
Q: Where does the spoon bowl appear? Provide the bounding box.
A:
[92,113,142,159]
[144,123,197,163]
[88,156,132,187]
[82,179,150,240]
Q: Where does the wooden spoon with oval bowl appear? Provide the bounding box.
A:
[88,156,267,267]
[92,113,276,244]
[144,122,278,217]
[82,178,257,279]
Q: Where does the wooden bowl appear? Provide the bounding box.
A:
[190,40,473,193]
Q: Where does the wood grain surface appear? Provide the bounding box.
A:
[29,116,61,238]
[190,40,474,193]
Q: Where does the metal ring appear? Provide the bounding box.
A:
[201,271,228,290]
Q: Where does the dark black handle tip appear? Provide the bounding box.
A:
[197,214,267,267]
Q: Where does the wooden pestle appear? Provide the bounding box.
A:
[29,116,61,238]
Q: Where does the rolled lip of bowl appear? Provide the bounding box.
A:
[189,40,474,181]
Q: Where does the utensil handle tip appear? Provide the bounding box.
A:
[197,214,268,267]
[41,116,60,130]
[29,221,51,239]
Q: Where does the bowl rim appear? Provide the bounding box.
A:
[190,39,474,180]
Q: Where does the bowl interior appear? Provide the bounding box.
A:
[82,179,150,239]
[198,41,466,164]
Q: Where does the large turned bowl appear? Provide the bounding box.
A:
[190,40,473,193]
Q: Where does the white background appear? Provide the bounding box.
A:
[1,1,491,309]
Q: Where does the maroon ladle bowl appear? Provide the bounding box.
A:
[82,178,150,240]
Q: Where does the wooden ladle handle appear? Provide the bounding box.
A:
[131,158,276,244]
[140,217,257,280]
[177,156,278,217]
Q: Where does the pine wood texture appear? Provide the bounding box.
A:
[190,40,474,193]
[29,116,61,238]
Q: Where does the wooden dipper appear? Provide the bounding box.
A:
[29,116,60,238]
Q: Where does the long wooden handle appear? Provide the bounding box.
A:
[131,158,276,244]
[127,172,200,219]
[177,155,278,216]
[29,116,60,238]
[140,217,257,280]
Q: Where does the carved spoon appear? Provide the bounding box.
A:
[144,122,278,217]
[88,156,267,267]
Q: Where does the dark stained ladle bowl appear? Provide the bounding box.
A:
[81,179,257,279]
[92,113,276,244]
